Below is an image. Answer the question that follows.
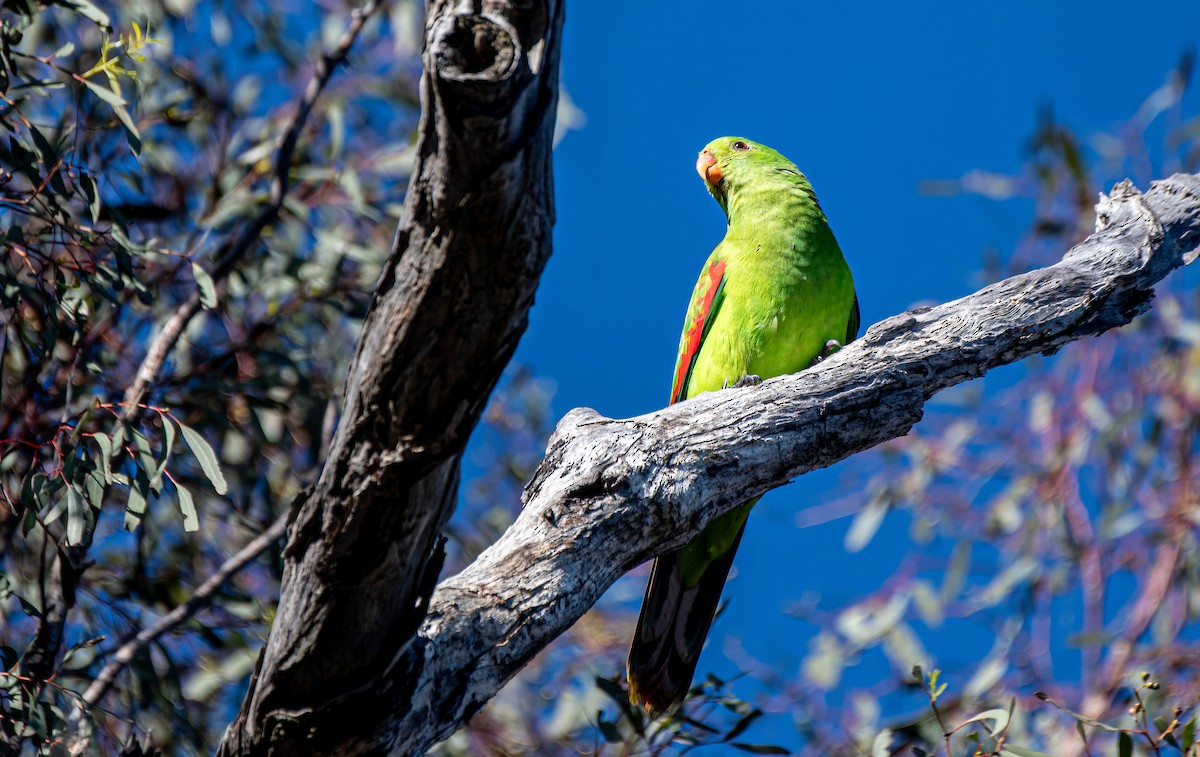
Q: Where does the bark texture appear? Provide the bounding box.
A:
[389,175,1198,753]
[217,1,563,754]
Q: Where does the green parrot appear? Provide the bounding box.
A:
[626,137,859,714]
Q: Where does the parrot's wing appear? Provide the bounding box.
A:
[670,256,727,405]
[846,292,861,345]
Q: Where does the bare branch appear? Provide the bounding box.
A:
[382,175,1200,753]
[1084,535,1184,718]
[17,4,387,752]
[80,514,289,708]
[121,0,386,413]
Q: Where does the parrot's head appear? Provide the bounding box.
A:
[696,137,803,212]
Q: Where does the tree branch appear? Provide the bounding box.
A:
[382,175,1200,753]
[121,0,385,413]
[80,514,289,709]
[13,6,387,754]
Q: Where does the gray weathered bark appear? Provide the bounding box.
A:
[389,175,1198,753]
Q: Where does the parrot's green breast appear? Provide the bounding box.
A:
[682,176,854,399]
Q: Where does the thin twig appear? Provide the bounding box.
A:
[1083,537,1183,719]
[120,0,385,415]
[80,513,289,707]
[46,2,384,751]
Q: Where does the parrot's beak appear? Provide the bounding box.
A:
[697,149,722,185]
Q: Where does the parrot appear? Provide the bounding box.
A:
[626,136,860,715]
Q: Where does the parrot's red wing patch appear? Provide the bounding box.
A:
[670,259,726,405]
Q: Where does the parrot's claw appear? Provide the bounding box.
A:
[724,374,763,389]
[809,340,844,368]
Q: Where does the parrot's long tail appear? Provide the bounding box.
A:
[626,520,748,715]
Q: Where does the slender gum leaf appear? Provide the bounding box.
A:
[176,483,198,532]
[110,422,126,451]
[1118,732,1132,757]
[92,432,113,483]
[80,171,100,223]
[113,103,141,155]
[180,423,227,494]
[1034,692,1125,732]
[724,710,762,743]
[65,484,84,545]
[83,469,104,510]
[154,417,176,486]
[42,493,67,527]
[28,124,56,166]
[77,77,140,153]
[124,470,150,531]
[597,716,622,744]
[1000,746,1056,757]
[78,76,124,106]
[191,262,217,308]
[130,424,160,493]
[57,0,111,29]
[19,473,36,512]
[730,744,790,755]
[956,708,1011,735]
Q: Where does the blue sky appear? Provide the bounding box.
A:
[493,0,1199,741]
[535,0,1198,419]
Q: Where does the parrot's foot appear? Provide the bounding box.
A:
[724,374,763,389]
[809,340,844,368]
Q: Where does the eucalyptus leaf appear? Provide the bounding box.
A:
[65,484,84,545]
[124,470,150,531]
[180,423,227,495]
[56,0,111,29]
[192,262,217,308]
[176,483,198,532]
[80,171,100,223]
[93,431,113,483]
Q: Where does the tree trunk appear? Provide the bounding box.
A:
[218,1,564,754]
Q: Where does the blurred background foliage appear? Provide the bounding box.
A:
[1,0,1199,755]
[0,0,420,752]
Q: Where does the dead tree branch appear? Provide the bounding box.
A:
[386,175,1199,754]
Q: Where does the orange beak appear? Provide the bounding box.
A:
[696,149,722,185]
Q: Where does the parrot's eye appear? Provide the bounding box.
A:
[731,141,749,151]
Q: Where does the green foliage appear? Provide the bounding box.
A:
[439,670,790,756]
[0,0,423,751]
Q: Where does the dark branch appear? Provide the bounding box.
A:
[80,514,289,708]
[217,1,564,754]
